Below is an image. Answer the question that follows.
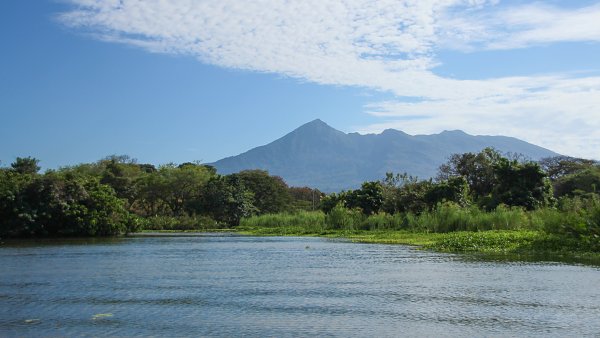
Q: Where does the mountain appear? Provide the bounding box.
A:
[211,119,559,192]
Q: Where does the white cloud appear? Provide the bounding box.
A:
[439,2,600,50]
[58,0,600,159]
[361,74,600,158]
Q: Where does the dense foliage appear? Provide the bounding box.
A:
[320,148,557,216]
[0,165,136,237]
[1,148,598,244]
[304,148,599,249]
[0,156,323,237]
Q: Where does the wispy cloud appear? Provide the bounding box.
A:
[58,0,600,158]
[439,2,600,50]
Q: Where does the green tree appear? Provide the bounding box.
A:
[135,171,169,216]
[289,186,323,211]
[553,167,600,198]
[345,181,384,215]
[425,176,470,207]
[491,159,554,210]
[11,157,40,175]
[142,163,214,216]
[395,180,434,214]
[539,155,597,181]
[437,148,502,200]
[198,175,256,226]
[100,159,144,209]
[0,168,36,236]
[319,192,344,214]
[381,172,418,214]
[235,170,292,214]
[0,171,134,237]
[380,173,432,214]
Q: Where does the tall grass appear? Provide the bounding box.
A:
[360,212,408,231]
[142,215,219,231]
[532,197,600,248]
[240,204,533,234]
[411,204,529,233]
[238,202,600,259]
[325,205,363,231]
[239,211,326,235]
[239,199,600,251]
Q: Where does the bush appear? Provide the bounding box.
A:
[0,173,135,237]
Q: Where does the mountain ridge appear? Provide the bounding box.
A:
[211,119,559,192]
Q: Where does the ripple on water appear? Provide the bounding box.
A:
[1,235,600,337]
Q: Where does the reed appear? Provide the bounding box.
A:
[238,201,600,257]
[239,210,326,235]
[143,215,218,231]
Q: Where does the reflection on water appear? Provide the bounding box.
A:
[1,235,600,337]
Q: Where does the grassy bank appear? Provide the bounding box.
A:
[238,208,600,264]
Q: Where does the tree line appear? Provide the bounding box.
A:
[0,155,322,237]
[313,148,599,242]
[320,148,599,217]
[1,148,598,238]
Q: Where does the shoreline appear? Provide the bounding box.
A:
[235,226,600,266]
[3,228,599,266]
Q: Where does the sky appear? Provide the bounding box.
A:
[1,0,599,169]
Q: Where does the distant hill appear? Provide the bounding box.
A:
[211,119,559,192]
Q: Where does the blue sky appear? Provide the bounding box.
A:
[1,0,599,169]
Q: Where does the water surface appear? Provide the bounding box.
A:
[1,234,600,337]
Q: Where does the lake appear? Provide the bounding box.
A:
[1,234,600,337]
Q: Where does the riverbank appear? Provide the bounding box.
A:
[236,210,600,265]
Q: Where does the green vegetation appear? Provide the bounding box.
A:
[0,155,322,237]
[239,211,326,235]
[0,160,139,237]
[239,207,600,262]
[141,215,219,231]
[2,146,599,266]
[239,149,600,263]
[240,198,600,238]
